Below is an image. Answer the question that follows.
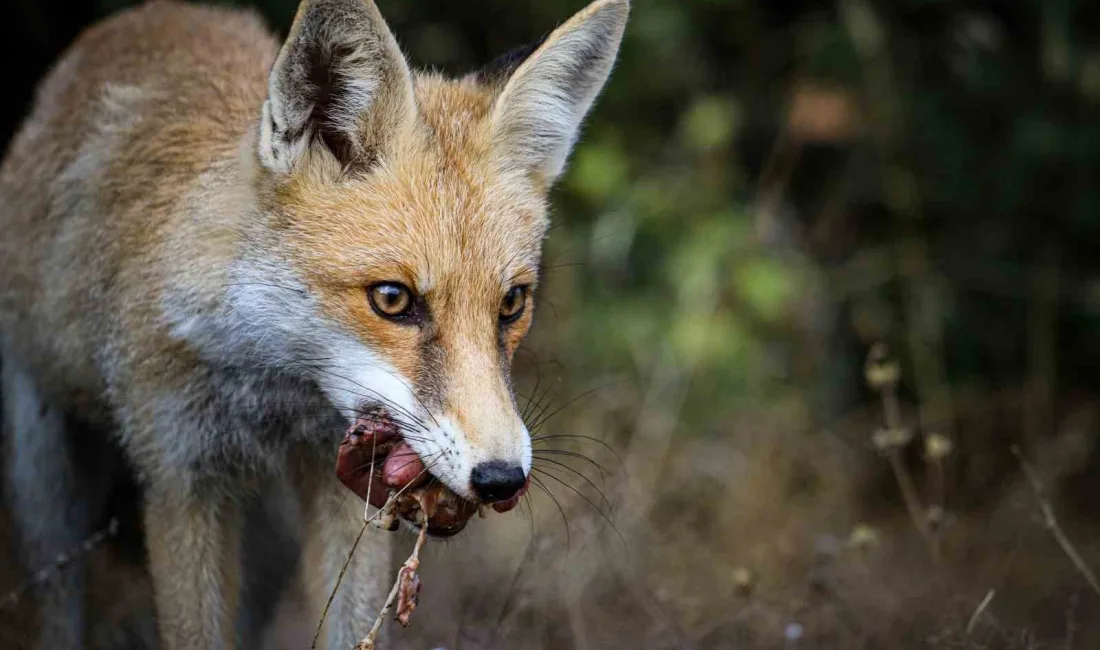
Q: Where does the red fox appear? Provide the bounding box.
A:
[0,0,628,647]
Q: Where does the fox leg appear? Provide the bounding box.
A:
[297,469,392,650]
[2,357,91,649]
[142,475,242,650]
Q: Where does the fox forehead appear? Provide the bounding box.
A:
[268,75,550,291]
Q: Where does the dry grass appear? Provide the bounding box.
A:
[4,379,1100,650]
[375,389,1100,650]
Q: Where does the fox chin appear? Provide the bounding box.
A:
[0,0,628,647]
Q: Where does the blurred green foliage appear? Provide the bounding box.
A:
[10,0,1100,441]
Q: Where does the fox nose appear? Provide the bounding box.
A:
[470,461,527,503]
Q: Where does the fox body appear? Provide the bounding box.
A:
[0,0,628,647]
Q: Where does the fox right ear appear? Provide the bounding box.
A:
[260,0,415,174]
[488,0,629,185]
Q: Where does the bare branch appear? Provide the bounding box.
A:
[1012,445,1100,596]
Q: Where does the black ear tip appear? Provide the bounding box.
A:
[474,36,547,86]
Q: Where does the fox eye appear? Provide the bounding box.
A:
[499,286,528,324]
[368,283,414,320]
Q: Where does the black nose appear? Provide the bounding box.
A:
[470,461,527,503]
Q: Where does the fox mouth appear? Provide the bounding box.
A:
[335,409,526,537]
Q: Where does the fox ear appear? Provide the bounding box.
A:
[489,0,628,185]
[260,0,415,173]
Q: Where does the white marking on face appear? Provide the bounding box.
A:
[221,259,531,500]
[320,338,531,500]
[319,336,419,423]
[317,337,474,497]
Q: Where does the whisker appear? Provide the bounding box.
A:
[529,474,570,550]
[287,363,429,429]
[300,357,440,428]
[283,361,419,419]
[521,492,536,540]
[235,410,434,445]
[519,366,544,422]
[532,448,613,478]
[532,434,624,467]
[525,379,625,435]
[338,451,445,482]
[222,281,307,296]
[531,467,625,550]
[531,457,614,515]
[525,383,556,431]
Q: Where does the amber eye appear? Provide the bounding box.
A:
[368,283,414,320]
[499,286,528,323]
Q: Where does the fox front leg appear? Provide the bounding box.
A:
[143,478,243,650]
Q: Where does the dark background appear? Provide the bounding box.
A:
[7,1,1100,430]
[5,0,1100,648]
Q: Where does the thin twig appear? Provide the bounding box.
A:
[354,521,429,650]
[312,456,431,649]
[0,517,119,610]
[1065,591,1078,650]
[882,384,938,559]
[312,519,370,649]
[886,449,929,538]
[313,435,379,649]
[965,589,995,635]
[1012,446,1100,596]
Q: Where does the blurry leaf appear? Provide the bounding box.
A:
[734,256,799,322]
[671,309,749,368]
[680,96,740,152]
[668,218,744,305]
[568,140,629,201]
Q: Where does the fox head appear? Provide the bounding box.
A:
[230,0,628,503]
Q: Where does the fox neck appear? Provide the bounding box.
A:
[160,127,288,368]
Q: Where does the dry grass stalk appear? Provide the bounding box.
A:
[965,589,995,636]
[924,433,952,537]
[311,434,430,650]
[866,343,941,560]
[354,521,429,650]
[313,436,381,650]
[0,517,119,610]
[1011,445,1100,596]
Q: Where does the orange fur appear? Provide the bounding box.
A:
[0,1,628,647]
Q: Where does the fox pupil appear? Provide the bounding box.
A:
[369,282,413,319]
[499,286,527,322]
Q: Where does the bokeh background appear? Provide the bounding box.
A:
[5,0,1100,648]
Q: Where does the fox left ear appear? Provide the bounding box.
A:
[489,0,629,185]
[260,0,415,174]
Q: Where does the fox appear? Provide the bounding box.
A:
[0,0,628,647]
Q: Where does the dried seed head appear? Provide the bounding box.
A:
[926,505,945,530]
[864,342,901,391]
[732,567,755,595]
[847,523,880,549]
[924,433,953,460]
[872,427,914,451]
